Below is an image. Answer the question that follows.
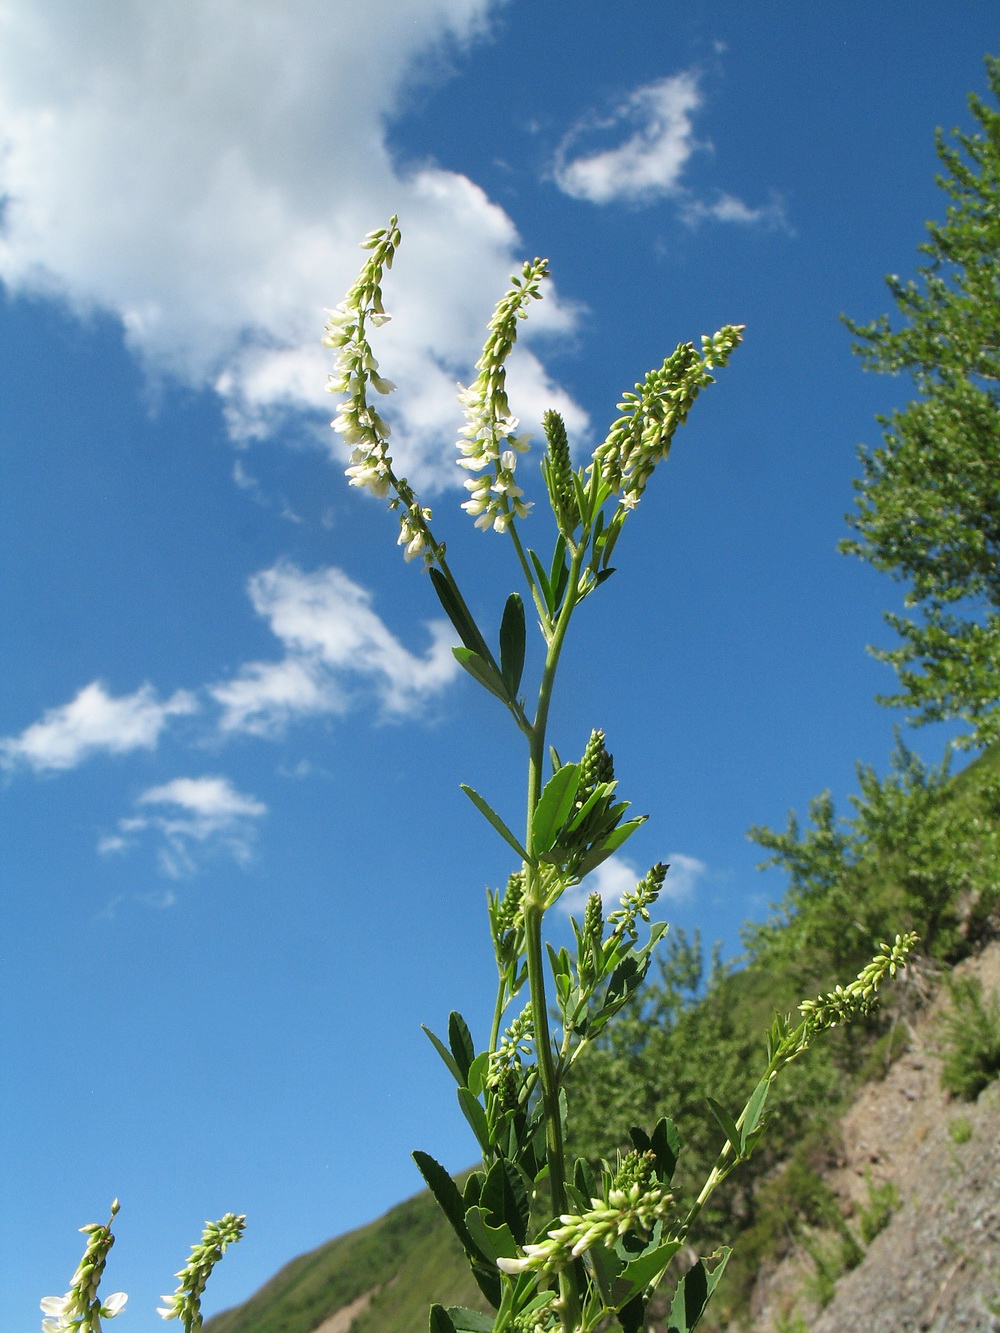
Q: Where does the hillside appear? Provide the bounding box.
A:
[205,743,1000,1333]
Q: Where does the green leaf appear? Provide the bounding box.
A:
[705,1098,741,1156]
[531,763,581,856]
[548,536,568,610]
[445,1310,495,1333]
[429,1304,459,1333]
[650,1118,681,1183]
[527,549,554,614]
[466,1051,490,1099]
[428,569,490,658]
[617,1239,684,1302]
[412,1151,483,1261]
[481,1157,530,1245]
[457,1086,492,1152]
[422,1025,464,1086]
[667,1249,732,1333]
[740,1078,771,1153]
[575,816,647,877]
[499,593,526,697]
[616,1293,646,1333]
[460,786,530,862]
[453,647,512,705]
[464,1205,519,1261]
[449,1011,476,1082]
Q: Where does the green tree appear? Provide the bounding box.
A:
[842,54,1000,748]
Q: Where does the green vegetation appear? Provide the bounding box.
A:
[204,53,1000,1333]
[937,973,1000,1099]
[842,55,1000,749]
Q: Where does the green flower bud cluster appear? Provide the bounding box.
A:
[540,410,578,538]
[612,1148,659,1197]
[798,933,917,1033]
[607,863,667,947]
[496,1179,674,1275]
[591,326,744,509]
[457,259,548,533]
[40,1203,126,1333]
[577,729,615,794]
[489,1004,534,1085]
[489,870,525,972]
[510,1303,558,1333]
[157,1214,246,1330]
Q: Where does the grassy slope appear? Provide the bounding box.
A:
[204,1187,486,1333]
[207,742,1000,1333]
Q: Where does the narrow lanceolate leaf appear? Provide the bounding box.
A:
[705,1098,741,1157]
[448,1011,476,1083]
[460,785,531,862]
[422,1025,465,1086]
[528,549,554,614]
[499,592,526,697]
[574,816,647,877]
[453,647,513,706]
[457,1086,492,1153]
[429,568,491,660]
[530,763,581,856]
[667,1249,732,1333]
[740,1077,771,1153]
[413,1151,484,1261]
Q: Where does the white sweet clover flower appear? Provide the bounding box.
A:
[456,258,548,532]
[397,503,434,563]
[157,1213,246,1329]
[40,1203,126,1333]
[496,1183,674,1276]
[323,219,401,502]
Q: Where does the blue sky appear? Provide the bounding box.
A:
[3,3,998,1326]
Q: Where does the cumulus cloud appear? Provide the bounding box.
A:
[553,71,787,228]
[99,775,267,877]
[0,682,196,772]
[212,561,460,734]
[0,0,586,488]
[558,851,707,916]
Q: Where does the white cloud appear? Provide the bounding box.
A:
[212,561,461,734]
[100,775,267,877]
[558,851,707,915]
[554,74,703,205]
[0,0,587,489]
[0,681,196,772]
[553,71,786,228]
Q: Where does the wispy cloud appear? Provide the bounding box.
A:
[99,775,267,878]
[0,0,586,489]
[0,682,196,773]
[553,70,787,229]
[211,562,460,735]
[558,852,707,916]
[554,74,703,205]
[0,562,462,772]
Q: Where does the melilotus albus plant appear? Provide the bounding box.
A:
[322,219,915,1333]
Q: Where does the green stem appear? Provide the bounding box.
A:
[506,517,552,639]
[521,543,587,1333]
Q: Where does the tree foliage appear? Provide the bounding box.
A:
[842,54,1000,747]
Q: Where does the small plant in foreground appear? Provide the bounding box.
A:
[40,1204,244,1333]
[323,218,915,1333]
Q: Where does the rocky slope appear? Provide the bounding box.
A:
[749,944,1000,1332]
